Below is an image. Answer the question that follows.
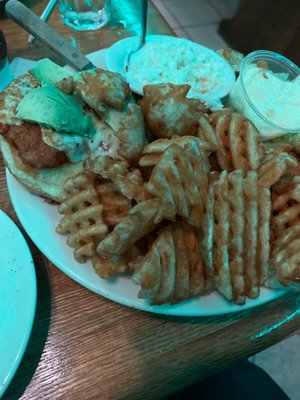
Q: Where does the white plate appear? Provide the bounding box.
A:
[6,169,285,317]
[0,210,36,397]
[105,35,236,101]
[5,48,285,317]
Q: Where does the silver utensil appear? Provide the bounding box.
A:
[28,0,57,43]
[125,0,148,72]
[5,0,94,71]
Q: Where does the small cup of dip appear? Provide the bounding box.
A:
[228,50,300,140]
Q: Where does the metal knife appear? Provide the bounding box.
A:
[5,0,94,71]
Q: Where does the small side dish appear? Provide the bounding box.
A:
[106,35,235,106]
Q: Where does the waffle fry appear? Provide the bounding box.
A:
[207,109,264,173]
[132,222,205,305]
[133,229,176,305]
[271,176,300,239]
[85,156,150,202]
[205,170,265,304]
[258,152,298,188]
[243,171,259,298]
[197,114,220,149]
[202,184,215,278]
[139,135,213,168]
[96,182,131,226]
[228,170,245,304]
[211,109,233,171]
[257,187,271,285]
[97,199,162,256]
[212,171,232,301]
[271,225,300,286]
[169,223,205,300]
[186,140,210,227]
[92,245,141,279]
[147,143,209,226]
[56,173,108,262]
[131,240,162,301]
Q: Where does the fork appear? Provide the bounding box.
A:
[125,0,148,73]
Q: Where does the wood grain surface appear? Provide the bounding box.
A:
[1,2,300,399]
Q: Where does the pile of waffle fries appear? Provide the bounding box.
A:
[56,84,300,306]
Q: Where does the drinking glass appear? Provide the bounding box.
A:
[58,0,110,31]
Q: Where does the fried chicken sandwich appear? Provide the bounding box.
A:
[0,59,147,202]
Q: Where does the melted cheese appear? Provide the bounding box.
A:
[41,115,120,162]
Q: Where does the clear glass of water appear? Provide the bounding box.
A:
[58,0,110,31]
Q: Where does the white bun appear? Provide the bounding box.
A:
[0,136,83,203]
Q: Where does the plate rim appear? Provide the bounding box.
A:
[0,210,37,397]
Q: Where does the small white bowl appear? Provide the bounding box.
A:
[106,35,235,103]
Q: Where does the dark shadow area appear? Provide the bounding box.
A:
[0,0,40,20]
[2,234,52,400]
[165,360,290,400]
[218,0,300,65]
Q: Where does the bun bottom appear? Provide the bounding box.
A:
[0,136,83,203]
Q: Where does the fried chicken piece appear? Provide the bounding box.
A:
[56,68,131,115]
[105,102,147,161]
[140,83,206,139]
[1,122,68,169]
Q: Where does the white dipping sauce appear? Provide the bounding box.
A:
[228,64,300,139]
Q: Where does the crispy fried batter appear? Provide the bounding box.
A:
[57,68,131,114]
[0,73,69,169]
[140,83,206,139]
[105,102,147,161]
[2,122,68,169]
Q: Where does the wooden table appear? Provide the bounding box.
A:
[1,2,300,399]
